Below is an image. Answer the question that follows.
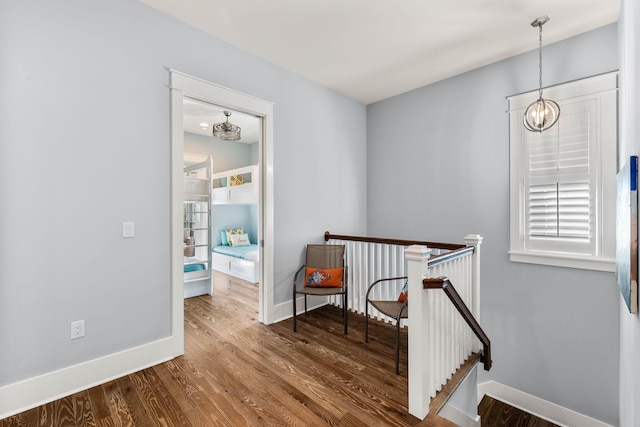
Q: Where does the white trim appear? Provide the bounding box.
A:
[169,70,275,328]
[169,69,273,117]
[509,251,615,272]
[261,114,275,324]
[477,381,614,427]
[170,83,185,355]
[508,72,618,110]
[271,297,329,324]
[508,71,618,271]
[0,338,175,419]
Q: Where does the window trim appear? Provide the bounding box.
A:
[508,72,618,272]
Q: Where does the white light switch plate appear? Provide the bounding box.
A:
[123,221,135,238]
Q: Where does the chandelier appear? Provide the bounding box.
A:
[213,110,241,141]
[523,16,560,132]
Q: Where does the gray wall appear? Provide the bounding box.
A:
[184,131,257,173]
[618,0,640,425]
[366,25,620,425]
[0,0,366,388]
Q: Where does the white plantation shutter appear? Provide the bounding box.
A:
[528,182,590,239]
[525,101,596,253]
[509,72,617,271]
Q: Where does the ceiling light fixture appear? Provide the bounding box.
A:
[523,16,560,132]
[199,122,208,130]
[212,110,241,141]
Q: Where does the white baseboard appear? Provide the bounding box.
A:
[270,295,329,324]
[0,336,179,419]
[477,381,613,427]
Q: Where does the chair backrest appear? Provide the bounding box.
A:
[306,244,345,270]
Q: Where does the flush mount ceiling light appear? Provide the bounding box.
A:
[212,110,241,141]
[523,16,560,132]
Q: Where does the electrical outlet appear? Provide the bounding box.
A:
[71,320,85,340]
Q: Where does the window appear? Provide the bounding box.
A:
[508,72,617,271]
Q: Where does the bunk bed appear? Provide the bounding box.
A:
[211,165,260,283]
[183,155,213,298]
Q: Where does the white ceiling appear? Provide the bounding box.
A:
[141,0,620,105]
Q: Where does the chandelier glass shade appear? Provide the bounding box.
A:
[523,16,560,132]
[213,110,241,141]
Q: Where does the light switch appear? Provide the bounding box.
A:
[123,221,135,238]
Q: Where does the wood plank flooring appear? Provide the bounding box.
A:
[1,272,555,426]
[478,396,559,427]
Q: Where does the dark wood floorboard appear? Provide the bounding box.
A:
[478,396,560,427]
[1,271,555,426]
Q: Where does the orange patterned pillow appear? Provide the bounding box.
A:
[398,280,408,302]
[304,267,343,288]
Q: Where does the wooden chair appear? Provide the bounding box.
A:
[365,276,408,374]
[292,244,348,335]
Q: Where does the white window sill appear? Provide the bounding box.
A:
[509,251,615,272]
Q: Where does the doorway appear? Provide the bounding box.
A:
[169,70,274,356]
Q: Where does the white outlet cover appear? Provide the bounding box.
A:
[71,320,85,340]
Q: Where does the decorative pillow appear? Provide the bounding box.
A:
[230,174,244,186]
[304,267,343,288]
[230,233,250,247]
[398,280,408,303]
[225,227,243,246]
[219,229,229,246]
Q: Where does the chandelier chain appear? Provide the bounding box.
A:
[523,15,560,132]
[538,24,543,97]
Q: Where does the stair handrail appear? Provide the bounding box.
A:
[423,276,492,371]
[324,231,466,251]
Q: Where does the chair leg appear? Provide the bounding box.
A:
[343,293,348,335]
[293,291,297,332]
[304,295,308,315]
[365,303,369,343]
[395,319,401,375]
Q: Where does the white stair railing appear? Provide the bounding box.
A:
[323,232,485,420]
[407,234,484,419]
[325,232,454,319]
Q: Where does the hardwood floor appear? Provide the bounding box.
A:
[2,273,419,426]
[1,272,555,426]
[478,396,560,427]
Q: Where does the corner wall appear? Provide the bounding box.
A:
[0,0,367,416]
[366,24,620,425]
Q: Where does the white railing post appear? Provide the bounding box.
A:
[405,244,432,419]
[464,234,483,324]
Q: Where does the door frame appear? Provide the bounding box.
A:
[169,70,275,356]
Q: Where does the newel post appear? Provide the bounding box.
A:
[405,244,432,419]
[464,234,483,324]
